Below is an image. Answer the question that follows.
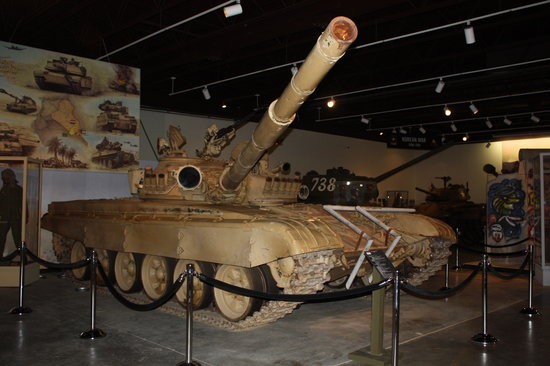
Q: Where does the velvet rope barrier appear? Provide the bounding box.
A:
[25,247,90,270]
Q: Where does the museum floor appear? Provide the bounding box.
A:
[0,255,548,366]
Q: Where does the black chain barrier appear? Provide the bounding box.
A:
[25,247,90,270]
[487,253,530,280]
[481,237,529,249]
[401,264,481,299]
[0,249,19,262]
[96,261,185,312]
[196,273,392,303]
[456,244,527,257]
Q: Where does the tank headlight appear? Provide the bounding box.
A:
[176,165,202,190]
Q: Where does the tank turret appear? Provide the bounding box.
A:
[41,17,457,329]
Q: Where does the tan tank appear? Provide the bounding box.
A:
[0,88,37,114]
[41,17,455,329]
[34,57,93,95]
[96,100,138,134]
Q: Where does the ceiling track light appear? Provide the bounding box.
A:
[469,102,479,115]
[360,115,370,125]
[399,127,407,134]
[444,104,451,116]
[291,63,298,76]
[462,133,469,142]
[435,78,445,93]
[202,86,211,100]
[170,76,176,93]
[224,0,243,18]
[419,125,426,134]
[485,118,493,129]
[503,116,512,125]
[326,97,335,108]
[531,113,541,123]
[450,122,457,132]
[464,21,476,44]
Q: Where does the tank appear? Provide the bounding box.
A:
[91,136,136,169]
[96,100,138,134]
[0,88,37,114]
[34,57,93,95]
[299,167,378,205]
[416,176,485,244]
[41,17,456,329]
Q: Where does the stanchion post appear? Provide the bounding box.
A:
[177,264,201,366]
[80,249,106,339]
[471,253,497,344]
[391,270,400,366]
[9,241,32,315]
[520,242,540,316]
[440,262,450,291]
[453,245,461,271]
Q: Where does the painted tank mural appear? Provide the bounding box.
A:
[41,17,456,329]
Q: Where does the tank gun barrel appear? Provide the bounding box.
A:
[220,16,357,192]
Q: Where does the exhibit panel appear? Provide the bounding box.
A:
[0,156,41,255]
[533,153,550,285]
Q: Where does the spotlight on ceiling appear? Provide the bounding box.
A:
[441,134,446,143]
[202,86,211,100]
[485,118,493,129]
[435,78,445,93]
[224,0,243,18]
[469,102,479,115]
[221,103,227,109]
[462,133,469,142]
[464,21,476,44]
[379,131,384,136]
[326,97,335,108]
[531,113,541,123]
[419,125,426,134]
[503,116,512,126]
[399,127,407,134]
[360,115,370,125]
[450,122,457,132]
[444,104,452,117]
[291,63,298,76]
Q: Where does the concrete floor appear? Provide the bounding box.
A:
[0,261,548,366]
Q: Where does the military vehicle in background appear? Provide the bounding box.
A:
[299,167,378,205]
[0,122,39,156]
[416,176,485,244]
[91,136,135,169]
[0,89,37,114]
[41,17,455,330]
[96,100,138,134]
[109,64,139,94]
[34,57,93,95]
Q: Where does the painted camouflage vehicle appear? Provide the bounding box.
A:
[34,57,93,95]
[41,17,456,329]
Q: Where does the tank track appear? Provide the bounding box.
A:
[403,238,452,286]
[89,250,335,331]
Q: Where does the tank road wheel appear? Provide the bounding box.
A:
[213,265,265,322]
[70,241,90,281]
[141,255,175,300]
[114,252,143,293]
[95,249,116,286]
[174,260,214,310]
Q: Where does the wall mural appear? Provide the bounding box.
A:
[487,176,526,244]
[0,41,140,171]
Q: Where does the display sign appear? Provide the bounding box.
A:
[0,41,140,172]
[387,134,439,149]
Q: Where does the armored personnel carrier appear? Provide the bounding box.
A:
[34,57,93,95]
[0,89,37,114]
[96,100,138,134]
[41,17,455,329]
